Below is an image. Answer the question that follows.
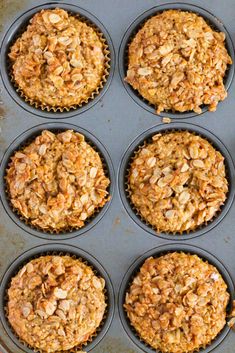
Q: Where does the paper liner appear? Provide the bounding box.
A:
[123,7,233,115]
[4,250,109,353]
[4,130,111,235]
[123,249,232,353]
[7,11,111,113]
[125,129,230,236]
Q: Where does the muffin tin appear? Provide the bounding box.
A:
[0,1,235,353]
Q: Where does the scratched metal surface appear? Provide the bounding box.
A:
[0,0,235,353]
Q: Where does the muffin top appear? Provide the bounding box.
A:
[124,252,230,353]
[6,130,110,232]
[9,8,106,108]
[126,10,232,114]
[7,255,106,352]
[128,131,228,233]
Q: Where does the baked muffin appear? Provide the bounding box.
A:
[128,131,228,233]
[126,10,232,114]
[6,130,110,232]
[8,8,107,109]
[7,255,106,352]
[124,252,230,353]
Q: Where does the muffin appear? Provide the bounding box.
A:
[124,252,230,353]
[228,300,235,329]
[126,10,232,114]
[128,131,228,233]
[7,255,106,352]
[6,130,110,232]
[8,8,107,109]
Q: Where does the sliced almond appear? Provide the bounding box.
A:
[90,167,98,178]
[179,191,190,204]
[192,160,204,168]
[58,36,72,46]
[49,14,61,24]
[165,210,176,219]
[45,301,57,316]
[26,263,34,273]
[181,163,189,172]
[54,288,67,299]
[92,277,102,289]
[147,157,156,168]
[189,145,199,159]
[38,144,47,156]
[53,66,64,76]
[138,67,153,76]
[56,309,67,321]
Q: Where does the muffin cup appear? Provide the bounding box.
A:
[118,2,235,119]
[0,122,115,240]
[118,122,235,240]
[0,2,115,119]
[118,243,235,353]
[0,243,115,353]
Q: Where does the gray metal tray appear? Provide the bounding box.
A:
[0,1,235,352]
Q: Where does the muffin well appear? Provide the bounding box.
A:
[6,130,110,232]
[126,10,232,114]
[128,131,228,233]
[9,8,107,109]
[125,252,230,353]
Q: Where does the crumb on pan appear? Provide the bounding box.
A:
[228,300,235,329]
[6,130,110,232]
[8,8,107,108]
[7,255,106,353]
[128,131,228,233]
[162,117,171,123]
[125,252,230,353]
[126,10,232,114]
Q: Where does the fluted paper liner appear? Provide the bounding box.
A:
[4,130,111,235]
[7,12,111,113]
[125,129,230,235]
[4,250,109,353]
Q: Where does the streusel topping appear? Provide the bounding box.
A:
[126,10,232,114]
[128,131,228,233]
[6,130,110,232]
[9,8,106,108]
[7,255,106,352]
[125,253,230,353]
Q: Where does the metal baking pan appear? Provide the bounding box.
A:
[0,1,235,352]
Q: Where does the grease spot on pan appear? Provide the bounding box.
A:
[0,0,28,32]
[113,217,121,227]
[0,224,25,270]
[95,336,137,353]
[224,236,231,243]
[0,118,7,152]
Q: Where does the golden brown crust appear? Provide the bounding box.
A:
[6,130,110,232]
[125,253,230,353]
[7,255,106,353]
[126,10,232,114]
[9,8,106,108]
[128,131,228,233]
